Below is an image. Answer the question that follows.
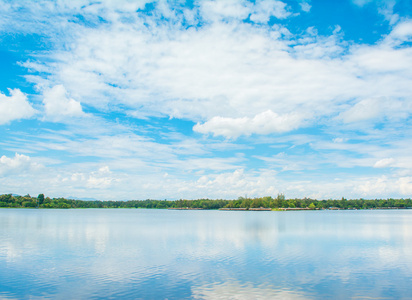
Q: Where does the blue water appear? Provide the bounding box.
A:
[0,209,411,299]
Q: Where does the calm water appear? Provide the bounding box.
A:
[0,209,412,299]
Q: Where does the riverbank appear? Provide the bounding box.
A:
[1,194,412,210]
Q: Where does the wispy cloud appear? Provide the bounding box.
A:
[194,110,306,138]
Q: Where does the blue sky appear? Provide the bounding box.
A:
[1,0,412,200]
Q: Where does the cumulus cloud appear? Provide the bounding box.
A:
[69,166,115,189]
[43,85,86,120]
[0,153,42,176]
[0,89,36,124]
[356,175,412,197]
[87,166,114,188]
[6,2,345,122]
[6,2,408,134]
[2,1,412,129]
[397,177,412,194]
[193,110,305,138]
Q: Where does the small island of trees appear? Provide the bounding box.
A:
[0,193,411,210]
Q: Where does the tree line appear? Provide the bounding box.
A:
[0,193,411,210]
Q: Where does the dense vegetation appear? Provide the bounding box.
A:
[1,193,411,210]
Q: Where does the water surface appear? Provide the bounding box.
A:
[1,209,411,299]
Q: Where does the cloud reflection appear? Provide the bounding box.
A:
[1,210,412,299]
[192,280,310,300]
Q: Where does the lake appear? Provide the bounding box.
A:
[0,209,411,299]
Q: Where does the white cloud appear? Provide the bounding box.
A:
[249,0,291,22]
[377,0,399,25]
[87,166,114,188]
[0,153,42,176]
[352,0,399,25]
[397,177,412,194]
[0,89,36,124]
[13,4,353,122]
[338,98,383,123]
[43,85,86,120]
[60,166,116,191]
[199,0,291,23]
[333,137,347,143]
[337,97,410,124]
[374,158,395,168]
[200,0,251,22]
[163,168,282,199]
[300,2,311,13]
[1,149,412,200]
[4,2,412,131]
[8,4,409,139]
[193,110,305,138]
[356,175,412,197]
[390,20,412,40]
[352,45,412,73]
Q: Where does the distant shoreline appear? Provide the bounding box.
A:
[1,194,411,210]
[2,207,412,213]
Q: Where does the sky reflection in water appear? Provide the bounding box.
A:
[0,209,411,299]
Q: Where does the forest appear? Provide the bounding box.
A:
[0,193,411,210]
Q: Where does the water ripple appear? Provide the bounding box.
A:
[1,209,412,299]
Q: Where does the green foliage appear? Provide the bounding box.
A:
[37,194,45,205]
[0,193,411,210]
[277,193,285,201]
[22,201,36,207]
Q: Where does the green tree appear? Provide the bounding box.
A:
[37,194,45,206]
[277,193,285,201]
[22,201,36,208]
[251,198,264,208]
[339,197,347,209]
